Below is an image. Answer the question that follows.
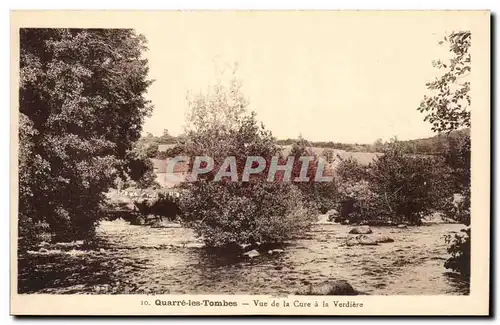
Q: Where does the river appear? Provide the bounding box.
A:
[18,219,469,295]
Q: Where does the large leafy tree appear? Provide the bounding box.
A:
[418,31,471,278]
[19,28,153,244]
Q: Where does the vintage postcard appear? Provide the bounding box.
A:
[10,10,490,316]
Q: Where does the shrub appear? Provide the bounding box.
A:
[367,143,453,225]
[134,193,180,221]
[336,157,369,183]
[334,142,453,225]
[335,180,386,224]
[444,227,470,278]
[178,67,318,248]
[179,180,317,247]
[288,138,338,214]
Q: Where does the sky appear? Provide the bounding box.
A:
[134,11,473,143]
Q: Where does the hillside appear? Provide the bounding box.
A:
[143,128,470,160]
[278,128,470,156]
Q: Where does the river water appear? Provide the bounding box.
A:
[18,219,469,295]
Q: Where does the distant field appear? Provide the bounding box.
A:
[156,143,383,166]
[280,145,382,166]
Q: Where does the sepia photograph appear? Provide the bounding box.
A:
[9,10,490,316]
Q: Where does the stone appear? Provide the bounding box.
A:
[346,237,359,246]
[240,243,252,250]
[397,224,408,229]
[296,280,359,296]
[243,249,260,258]
[375,236,395,243]
[348,226,373,234]
[356,235,379,246]
[346,235,385,246]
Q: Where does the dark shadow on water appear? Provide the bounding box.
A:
[17,236,152,294]
[18,252,124,294]
[443,271,470,295]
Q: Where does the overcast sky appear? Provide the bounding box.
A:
[135,11,475,143]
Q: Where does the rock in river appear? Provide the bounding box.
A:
[346,235,383,246]
[375,236,395,243]
[243,249,260,258]
[296,280,359,296]
[356,235,378,245]
[348,226,373,234]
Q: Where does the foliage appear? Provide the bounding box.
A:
[158,129,178,144]
[180,180,317,247]
[367,142,453,225]
[133,136,159,158]
[134,193,181,221]
[288,137,337,214]
[125,156,159,189]
[418,31,472,278]
[178,66,317,247]
[418,31,471,133]
[444,228,470,278]
[334,142,452,225]
[156,144,185,159]
[19,28,152,245]
[322,148,335,163]
[335,180,381,224]
[336,157,369,183]
[277,128,470,155]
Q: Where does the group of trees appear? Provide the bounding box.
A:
[134,129,180,158]
[277,130,470,156]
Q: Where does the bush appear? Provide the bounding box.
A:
[367,144,452,225]
[288,138,338,214]
[336,157,369,183]
[334,142,453,225]
[179,180,317,247]
[156,145,184,159]
[335,180,386,224]
[444,227,470,278]
[134,193,181,221]
[178,68,318,248]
